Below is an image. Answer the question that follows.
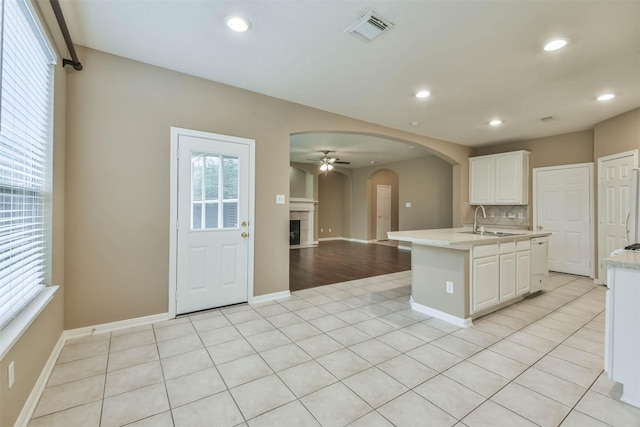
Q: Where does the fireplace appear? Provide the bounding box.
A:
[290,220,301,245]
[289,198,317,248]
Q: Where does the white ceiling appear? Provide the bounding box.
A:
[57,0,640,163]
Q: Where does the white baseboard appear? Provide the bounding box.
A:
[64,312,173,339]
[249,290,291,304]
[317,237,343,242]
[410,296,472,328]
[14,332,66,427]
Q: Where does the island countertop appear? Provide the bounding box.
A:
[388,227,551,249]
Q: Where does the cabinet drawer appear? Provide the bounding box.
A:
[500,242,516,253]
[517,240,531,251]
[474,244,499,258]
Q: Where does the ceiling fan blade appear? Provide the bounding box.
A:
[334,161,350,164]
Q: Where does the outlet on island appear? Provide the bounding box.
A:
[446,281,454,294]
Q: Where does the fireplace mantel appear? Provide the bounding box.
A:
[289,198,317,248]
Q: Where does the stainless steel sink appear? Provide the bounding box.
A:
[460,231,523,237]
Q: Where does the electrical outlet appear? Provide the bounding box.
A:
[275,194,285,205]
[517,212,523,219]
[501,212,506,218]
[446,281,454,294]
[8,361,14,389]
[329,228,332,232]
[507,212,516,218]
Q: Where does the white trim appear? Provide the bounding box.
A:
[597,150,639,283]
[0,286,58,360]
[168,127,256,317]
[317,237,376,244]
[532,162,595,278]
[13,332,66,427]
[410,296,473,328]
[249,290,291,304]
[63,312,172,339]
[398,245,412,251]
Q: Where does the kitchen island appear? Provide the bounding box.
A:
[388,228,551,327]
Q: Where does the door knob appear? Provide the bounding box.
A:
[241,232,248,238]
[538,225,543,230]
[241,221,248,227]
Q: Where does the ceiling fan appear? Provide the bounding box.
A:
[307,150,350,173]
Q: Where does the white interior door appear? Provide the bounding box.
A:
[175,131,252,314]
[377,185,391,241]
[598,150,638,284]
[534,164,593,276]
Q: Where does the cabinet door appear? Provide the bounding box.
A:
[516,250,531,295]
[495,153,522,204]
[470,156,494,204]
[472,255,499,313]
[500,252,516,301]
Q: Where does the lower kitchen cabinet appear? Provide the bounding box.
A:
[472,240,532,314]
[472,244,499,313]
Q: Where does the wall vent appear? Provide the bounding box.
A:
[345,11,393,42]
[540,115,558,122]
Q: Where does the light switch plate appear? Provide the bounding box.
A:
[8,361,14,389]
[276,195,285,205]
[405,202,412,208]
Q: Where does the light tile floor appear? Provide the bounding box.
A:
[29,272,640,427]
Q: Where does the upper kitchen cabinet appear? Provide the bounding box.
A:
[469,150,530,205]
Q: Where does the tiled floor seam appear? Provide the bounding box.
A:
[153,324,178,427]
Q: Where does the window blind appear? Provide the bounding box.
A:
[0,0,55,330]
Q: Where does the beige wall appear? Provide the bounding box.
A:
[65,47,469,328]
[318,172,348,238]
[352,155,453,241]
[0,2,66,425]
[594,107,640,161]
[289,166,308,198]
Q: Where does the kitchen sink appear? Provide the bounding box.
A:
[460,231,523,237]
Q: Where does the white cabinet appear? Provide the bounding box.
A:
[605,262,640,408]
[470,150,529,205]
[499,243,516,300]
[516,240,531,295]
[472,239,532,315]
[472,244,499,313]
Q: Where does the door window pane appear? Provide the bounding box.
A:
[223,156,238,199]
[205,156,219,200]
[223,202,238,228]
[205,203,219,229]
[191,152,240,230]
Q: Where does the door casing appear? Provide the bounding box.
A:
[376,184,391,241]
[169,127,255,318]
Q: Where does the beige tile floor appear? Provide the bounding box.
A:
[29,272,640,427]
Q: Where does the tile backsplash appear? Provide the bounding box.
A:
[462,204,529,229]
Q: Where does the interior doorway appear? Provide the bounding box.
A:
[377,185,391,241]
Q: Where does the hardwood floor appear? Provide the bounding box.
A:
[289,240,411,291]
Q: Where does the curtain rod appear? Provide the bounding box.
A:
[49,0,82,71]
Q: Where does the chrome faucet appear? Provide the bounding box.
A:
[473,205,487,233]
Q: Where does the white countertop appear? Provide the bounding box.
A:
[604,250,640,270]
[388,227,551,249]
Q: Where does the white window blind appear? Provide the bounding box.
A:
[0,0,55,330]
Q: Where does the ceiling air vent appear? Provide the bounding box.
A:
[346,11,393,42]
[540,116,558,122]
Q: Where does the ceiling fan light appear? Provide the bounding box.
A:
[320,163,328,171]
[225,15,251,32]
[328,164,334,171]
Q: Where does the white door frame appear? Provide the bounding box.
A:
[168,127,256,318]
[532,162,595,278]
[596,149,638,284]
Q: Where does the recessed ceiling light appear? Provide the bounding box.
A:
[544,39,567,51]
[489,119,503,126]
[411,121,419,126]
[415,90,430,99]
[407,146,415,149]
[370,161,376,164]
[225,15,251,32]
[597,93,615,101]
